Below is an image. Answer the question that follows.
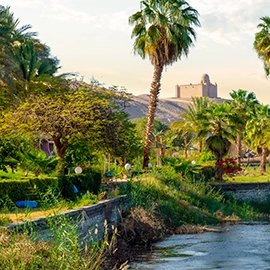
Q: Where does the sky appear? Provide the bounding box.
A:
[2,0,270,103]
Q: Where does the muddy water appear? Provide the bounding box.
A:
[130,223,270,270]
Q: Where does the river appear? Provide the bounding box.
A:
[130,223,270,270]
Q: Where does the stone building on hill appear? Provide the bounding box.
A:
[175,73,218,99]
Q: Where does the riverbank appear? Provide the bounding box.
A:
[101,206,241,269]
[102,172,270,269]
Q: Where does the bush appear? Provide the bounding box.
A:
[199,151,216,162]
[57,175,76,201]
[0,177,58,206]
[69,172,101,195]
[201,166,215,182]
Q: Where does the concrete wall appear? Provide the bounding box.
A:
[7,195,128,240]
[211,183,270,203]
[180,83,203,98]
[176,74,218,99]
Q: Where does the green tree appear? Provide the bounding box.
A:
[254,16,270,76]
[1,83,132,174]
[0,6,36,90]
[129,0,200,168]
[180,96,211,152]
[0,6,59,107]
[245,104,270,173]
[198,102,236,180]
[12,40,60,93]
[167,120,194,158]
[228,89,259,166]
[131,116,169,140]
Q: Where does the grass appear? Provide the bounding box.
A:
[0,190,100,225]
[0,217,118,270]
[224,164,270,182]
[125,170,270,227]
[1,162,270,269]
[228,174,270,182]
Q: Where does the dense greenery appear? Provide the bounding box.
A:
[0,4,270,270]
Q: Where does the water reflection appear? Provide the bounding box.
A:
[131,223,270,270]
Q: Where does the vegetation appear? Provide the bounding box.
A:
[0,215,117,270]
[129,0,200,168]
[254,16,270,77]
[0,4,270,269]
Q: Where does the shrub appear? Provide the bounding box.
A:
[0,177,58,207]
[201,166,215,182]
[57,175,76,201]
[216,158,242,177]
[199,151,216,162]
[69,171,101,195]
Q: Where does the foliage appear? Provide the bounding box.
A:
[199,150,216,163]
[20,149,58,176]
[64,137,97,169]
[215,158,242,177]
[0,134,31,172]
[131,116,169,140]
[166,120,195,157]
[228,89,259,166]
[0,6,59,106]
[201,166,215,182]
[180,96,211,152]
[0,177,58,206]
[254,16,270,77]
[0,215,117,270]
[57,175,76,201]
[68,172,101,195]
[160,157,202,183]
[1,84,133,173]
[245,104,270,173]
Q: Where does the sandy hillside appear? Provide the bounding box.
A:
[125,94,191,124]
[125,94,227,124]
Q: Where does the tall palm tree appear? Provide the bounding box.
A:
[254,16,270,76]
[245,104,270,173]
[228,89,259,167]
[129,0,200,168]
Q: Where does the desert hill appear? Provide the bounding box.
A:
[125,94,226,124]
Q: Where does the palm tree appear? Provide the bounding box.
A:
[254,16,270,76]
[129,0,200,168]
[228,89,259,167]
[198,102,237,180]
[245,104,270,173]
[180,96,210,153]
[0,6,36,89]
[168,120,194,158]
[12,40,59,94]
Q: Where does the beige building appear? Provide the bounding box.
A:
[175,74,218,99]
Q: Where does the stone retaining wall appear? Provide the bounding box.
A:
[7,195,128,240]
[211,183,270,202]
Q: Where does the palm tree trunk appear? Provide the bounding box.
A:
[198,140,202,153]
[143,64,163,168]
[260,146,267,173]
[236,132,242,167]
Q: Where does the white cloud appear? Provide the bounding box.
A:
[189,0,269,46]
